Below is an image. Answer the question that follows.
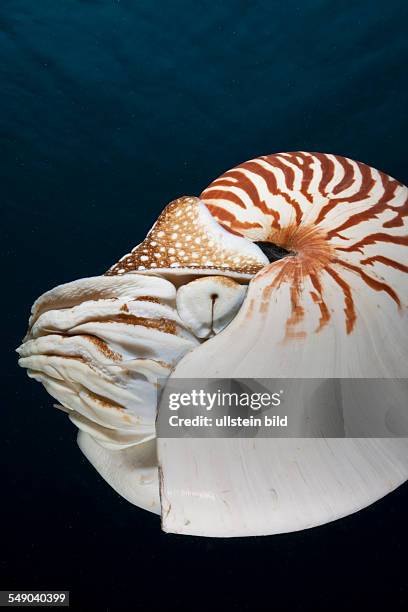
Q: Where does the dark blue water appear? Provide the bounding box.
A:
[2,2,408,610]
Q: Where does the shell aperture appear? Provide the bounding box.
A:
[18,152,408,536]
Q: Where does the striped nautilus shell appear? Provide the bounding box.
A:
[18,152,408,537]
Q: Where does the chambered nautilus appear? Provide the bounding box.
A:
[18,152,408,537]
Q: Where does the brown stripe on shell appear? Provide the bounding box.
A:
[285,264,307,341]
[336,232,408,254]
[201,187,247,209]
[331,155,355,195]
[309,273,330,332]
[360,255,408,273]
[334,258,401,308]
[383,195,408,229]
[204,203,264,235]
[313,152,336,196]
[327,171,399,239]
[239,160,300,226]
[314,160,375,225]
[261,155,296,191]
[204,167,281,229]
[325,266,357,334]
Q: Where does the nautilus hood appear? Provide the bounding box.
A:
[106,195,269,279]
[17,152,408,536]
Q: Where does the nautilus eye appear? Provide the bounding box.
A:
[18,152,408,536]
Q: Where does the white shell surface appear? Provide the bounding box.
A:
[158,153,408,537]
[159,438,408,537]
[158,301,408,536]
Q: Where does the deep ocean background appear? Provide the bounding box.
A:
[2,1,408,610]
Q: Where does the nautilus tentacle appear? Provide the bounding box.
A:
[18,152,408,537]
[18,274,199,449]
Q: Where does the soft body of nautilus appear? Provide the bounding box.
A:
[18,152,408,537]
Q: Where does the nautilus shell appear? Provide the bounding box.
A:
[18,152,408,537]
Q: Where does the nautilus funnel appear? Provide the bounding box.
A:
[18,152,408,537]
